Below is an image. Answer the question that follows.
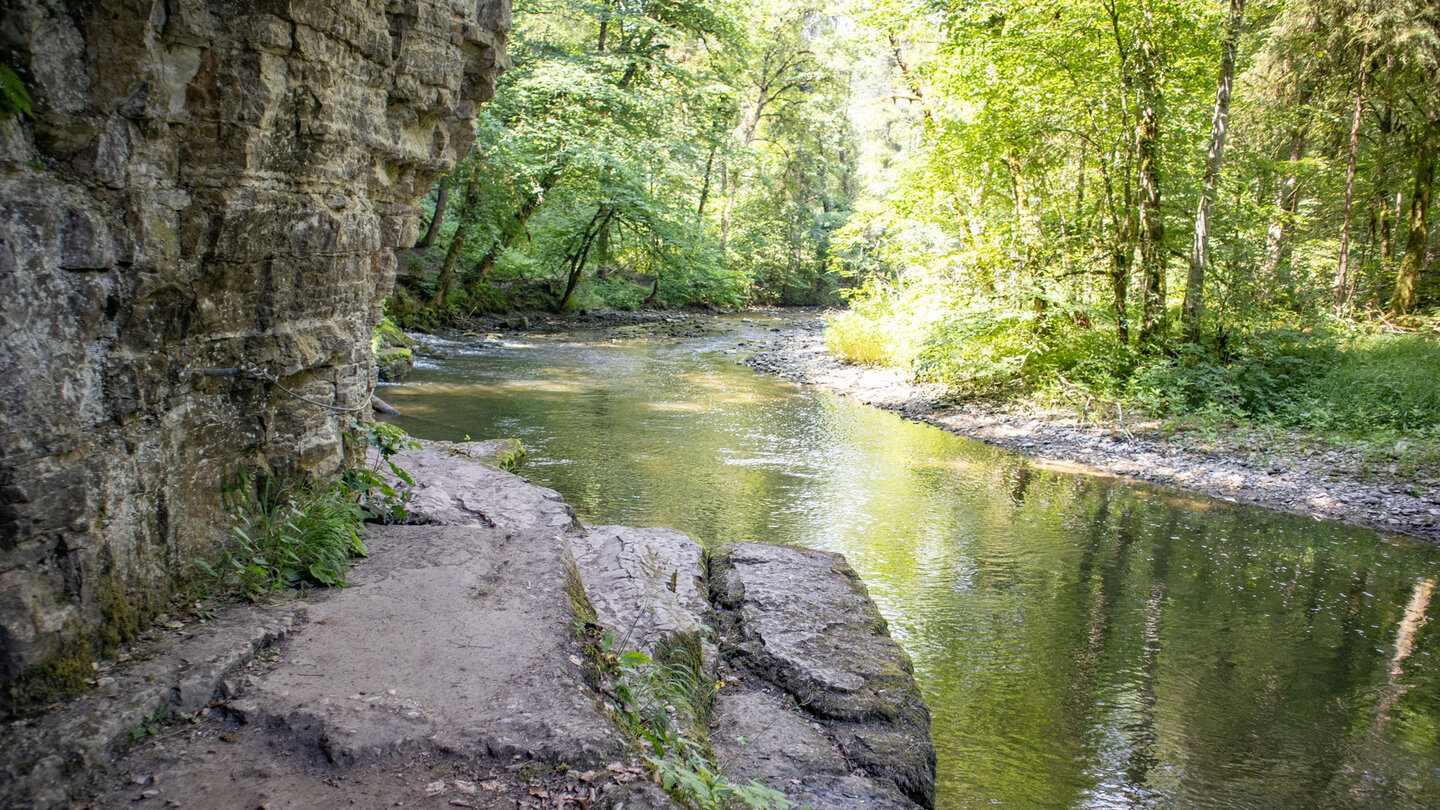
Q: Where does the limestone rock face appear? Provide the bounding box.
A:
[0,0,508,707]
[570,526,712,655]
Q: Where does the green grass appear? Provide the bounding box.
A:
[1285,335,1440,433]
[825,307,895,365]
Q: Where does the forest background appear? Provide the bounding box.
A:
[389,0,1440,465]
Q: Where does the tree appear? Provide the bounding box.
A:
[1184,0,1246,343]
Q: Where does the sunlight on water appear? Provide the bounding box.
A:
[385,316,1440,810]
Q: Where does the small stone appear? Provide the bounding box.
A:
[424,781,446,796]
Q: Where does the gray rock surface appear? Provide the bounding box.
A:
[570,526,710,655]
[390,441,577,531]
[711,543,936,808]
[0,0,509,704]
[39,453,624,809]
[0,603,303,809]
[78,522,638,808]
[1,446,931,810]
[225,524,617,768]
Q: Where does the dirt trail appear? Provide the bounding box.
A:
[745,322,1440,544]
[4,440,935,810]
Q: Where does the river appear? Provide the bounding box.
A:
[381,314,1440,810]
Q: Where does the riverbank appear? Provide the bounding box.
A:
[1,440,934,810]
[744,319,1440,544]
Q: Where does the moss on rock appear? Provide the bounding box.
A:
[373,317,418,381]
[11,637,93,709]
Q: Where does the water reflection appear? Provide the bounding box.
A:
[384,318,1440,809]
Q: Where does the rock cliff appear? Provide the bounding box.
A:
[0,0,508,708]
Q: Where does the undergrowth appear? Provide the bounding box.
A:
[826,283,1440,447]
[200,421,419,599]
[566,563,788,810]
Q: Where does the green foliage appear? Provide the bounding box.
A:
[825,308,896,366]
[579,621,790,810]
[207,471,368,597]
[1123,330,1440,435]
[341,420,421,522]
[11,637,93,709]
[200,423,419,598]
[0,63,32,120]
[1281,334,1440,432]
[571,276,650,311]
[852,271,1440,438]
[392,0,859,320]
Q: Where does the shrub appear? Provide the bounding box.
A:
[203,423,418,598]
[1127,328,1340,419]
[209,472,368,597]
[825,307,894,365]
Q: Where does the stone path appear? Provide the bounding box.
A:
[85,487,625,808]
[2,442,935,810]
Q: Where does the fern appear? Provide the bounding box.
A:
[1,64,32,120]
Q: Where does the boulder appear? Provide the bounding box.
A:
[711,543,936,808]
[569,526,710,657]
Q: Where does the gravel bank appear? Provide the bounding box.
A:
[744,320,1440,544]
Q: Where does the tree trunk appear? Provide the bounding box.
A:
[697,141,718,221]
[1099,5,1135,346]
[1183,0,1244,344]
[432,222,469,305]
[719,162,736,254]
[1262,59,1310,302]
[431,168,482,305]
[1334,45,1370,314]
[1380,189,1400,272]
[1391,115,1438,315]
[557,207,617,312]
[597,0,612,53]
[889,31,933,123]
[1136,29,1166,347]
[466,166,560,287]
[414,175,451,250]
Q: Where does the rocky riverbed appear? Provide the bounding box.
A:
[743,319,1440,544]
[1,440,934,810]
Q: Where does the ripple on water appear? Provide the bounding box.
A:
[383,318,1440,810]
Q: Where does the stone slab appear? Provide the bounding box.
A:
[386,442,578,532]
[0,603,302,809]
[569,526,710,654]
[82,523,622,809]
[711,543,936,808]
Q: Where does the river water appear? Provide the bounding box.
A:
[382,315,1440,810]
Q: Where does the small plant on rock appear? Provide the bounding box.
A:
[580,621,790,810]
[342,419,421,522]
[203,471,367,598]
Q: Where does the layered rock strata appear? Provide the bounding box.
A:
[0,0,508,705]
[710,544,937,809]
